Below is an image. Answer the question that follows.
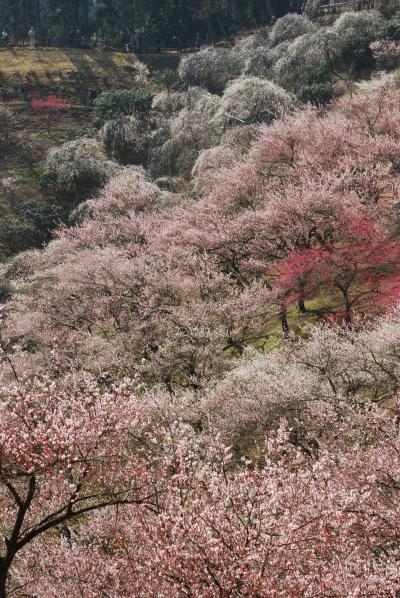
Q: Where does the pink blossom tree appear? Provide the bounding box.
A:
[0,373,162,597]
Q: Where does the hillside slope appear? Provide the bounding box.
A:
[0,48,144,102]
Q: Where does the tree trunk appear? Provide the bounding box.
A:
[279,304,290,337]
[342,290,352,328]
[206,14,216,41]
[264,0,275,18]
[0,554,13,598]
[35,0,41,37]
[0,573,6,598]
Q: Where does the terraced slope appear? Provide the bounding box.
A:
[0,48,143,102]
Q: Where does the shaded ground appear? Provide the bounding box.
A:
[0,101,92,211]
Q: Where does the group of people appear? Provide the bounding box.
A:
[2,27,217,54]
[69,28,82,48]
[1,27,36,48]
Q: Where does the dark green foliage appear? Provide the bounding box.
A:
[67,127,98,141]
[0,201,67,255]
[0,217,39,254]
[340,32,376,73]
[380,1,400,18]
[93,89,155,128]
[0,0,296,46]
[297,82,333,107]
[0,280,11,304]
[382,14,400,40]
[15,201,67,241]
[151,69,178,88]
[297,64,333,107]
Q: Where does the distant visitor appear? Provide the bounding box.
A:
[28,27,36,48]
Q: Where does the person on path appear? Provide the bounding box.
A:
[75,29,81,48]
[2,30,8,48]
[132,32,140,53]
[69,29,75,48]
[28,27,36,48]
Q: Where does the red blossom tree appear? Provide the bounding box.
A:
[277,216,400,326]
[31,95,69,134]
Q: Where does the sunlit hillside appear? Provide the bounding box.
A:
[0,48,143,100]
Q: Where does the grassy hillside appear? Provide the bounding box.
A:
[0,48,143,102]
[0,48,153,256]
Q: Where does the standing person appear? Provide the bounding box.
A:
[75,29,81,48]
[195,32,201,50]
[28,27,36,48]
[132,31,140,53]
[2,30,8,48]
[69,29,75,48]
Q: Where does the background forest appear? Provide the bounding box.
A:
[0,0,301,46]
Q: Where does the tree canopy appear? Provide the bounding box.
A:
[0,0,302,45]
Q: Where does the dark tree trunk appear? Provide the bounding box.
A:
[279,304,290,337]
[298,299,306,313]
[341,288,352,328]
[35,0,41,36]
[0,554,13,598]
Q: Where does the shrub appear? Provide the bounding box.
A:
[42,138,118,202]
[220,125,257,152]
[0,217,39,255]
[297,64,334,106]
[152,89,222,177]
[332,11,383,52]
[242,40,291,79]
[15,201,67,242]
[0,176,20,207]
[152,90,190,116]
[340,32,376,72]
[155,176,182,192]
[178,47,233,94]
[269,13,316,47]
[153,87,218,115]
[231,32,270,74]
[381,13,400,39]
[0,106,15,133]
[100,113,168,165]
[150,68,177,88]
[216,76,294,125]
[379,0,400,16]
[0,202,67,255]
[0,106,16,157]
[271,31,331,92]
[93,88,155,128]
[297,81,334,106]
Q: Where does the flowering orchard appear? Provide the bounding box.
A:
[8,83,400,383]
[1,80,400,594]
